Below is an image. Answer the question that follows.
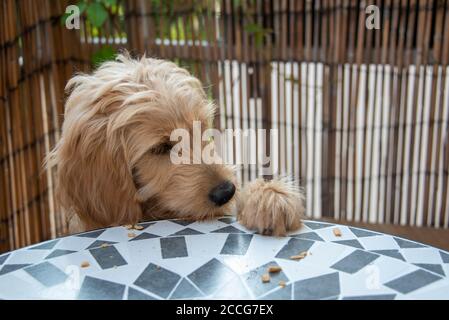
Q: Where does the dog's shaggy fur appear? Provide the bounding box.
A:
[47,54,305,236]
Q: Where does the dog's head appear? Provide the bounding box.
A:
[48,54,236,229]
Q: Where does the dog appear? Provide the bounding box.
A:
[47,53,305,236]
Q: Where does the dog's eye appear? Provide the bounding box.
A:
[150,142,172,155]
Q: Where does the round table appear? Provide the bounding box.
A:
[0,218,448,300]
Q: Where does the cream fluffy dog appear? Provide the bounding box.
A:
[47,54,305,236]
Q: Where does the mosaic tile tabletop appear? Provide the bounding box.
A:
[0,218,448,300]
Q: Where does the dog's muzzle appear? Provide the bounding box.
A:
[208,181,236,206]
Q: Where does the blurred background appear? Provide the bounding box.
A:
[1,0,449,253]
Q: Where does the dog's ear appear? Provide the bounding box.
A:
[48,70,142,229]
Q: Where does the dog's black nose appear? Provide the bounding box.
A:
[209,181,236,206]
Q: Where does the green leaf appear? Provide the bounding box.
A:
[103,0,117,7]
[244,23,263,34]
[244,23,272,48]
[60,12,70,25]
[91,26,100,37]
[87,2,108,28]
[77,1,87,14]
[255,33,263,48]
[91,46,116,67]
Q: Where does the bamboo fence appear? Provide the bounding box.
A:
[1,0,448,253]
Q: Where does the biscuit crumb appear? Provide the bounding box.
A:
[279,281,286,288]
[128,232,136,238]
[81,261,90,268]
[333,228,342,237]
[262,274,270,283]
[268,266,282,273]
[124,224,144,230]
[100,243,110,248]
[290,251,308,260]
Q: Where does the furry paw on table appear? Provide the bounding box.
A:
[237,178,305,236]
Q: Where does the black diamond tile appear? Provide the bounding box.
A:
[76,229,105,238]
[170,278,203,299]
[127,287,157,300]
[260,284,292,300]
[293,272,340,300]
[211,226,246,234]
[160,237,188,259]
[333,239,364,249]
[414,263,445,276]
[275,238,315,260]
[86,240,117,250]
[0,254,10,266]
[137,222,155,229]
[169,228,204,236]
[384,269,442,294]
[349,227,379,238]
[242,261,289,298]
[171,220,194,226]
[78,276,125,300]
[24,262,67,287]
[188,258,236,296]
[303,221,333,230]
[220,234,253,255]
[331,250,379,274]
[342,294,396,300]
[291,232,324,241]
[218,217,237,224]
[440,251,449,263]
[129,232,160,242]
[28,239,59,250]
[371,250,405,261]
[89,245,127,269]
[0,264,31,276]
[393,237,426,249]
[134,263,181,299]
[45,249,76,259]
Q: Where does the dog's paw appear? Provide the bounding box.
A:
[237,178,305,236]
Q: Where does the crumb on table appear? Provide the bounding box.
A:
[124,224,143,230]
[268,266,282,273]
[262,274,271,283]
[81,261,90,268]
[333,228,342,237]
[290,251,308,260]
